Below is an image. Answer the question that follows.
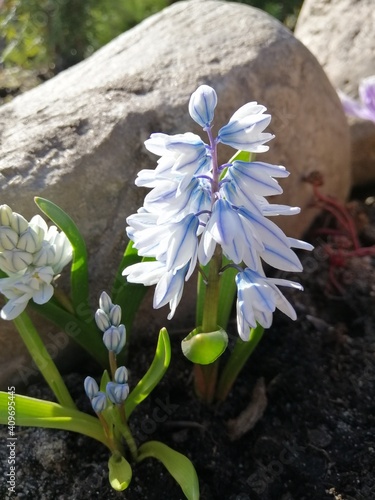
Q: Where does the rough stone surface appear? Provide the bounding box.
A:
[295,0,375,186]
[0,0,350,387]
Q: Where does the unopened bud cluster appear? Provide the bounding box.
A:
[0,205,72,320]
[95,292,126,355]
[85,293,129,413]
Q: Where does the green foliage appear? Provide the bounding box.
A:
[1,0,302,75]
[1,0,171,72]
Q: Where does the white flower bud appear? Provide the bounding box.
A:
[95,309,111,332]
[32,244,56,267]
[102,325,126,354]
[0,205,13,226]
[0,249,33,274]
[91,392,107,413]
[114,366,128,384]
[99,291,113,315]
[9,212,29,234]
[109,304,122,326]
[84,376,99,400]
[17,227,41,253]
[0,227,19,251]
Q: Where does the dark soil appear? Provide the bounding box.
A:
[1,194,375,500]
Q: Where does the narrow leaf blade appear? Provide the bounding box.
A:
[138,441,199,500]
[34,197,90,318]
[0,392,108,447]
[124,328,171,418]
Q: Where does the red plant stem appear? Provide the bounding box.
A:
[313,186,360,249]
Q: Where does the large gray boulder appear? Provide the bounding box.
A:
[295,0,375,186]
[0,0,350,387]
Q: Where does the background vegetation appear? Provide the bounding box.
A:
[0,0,303,101]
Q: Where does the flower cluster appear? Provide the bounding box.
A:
[85,292,129,413]
[123,85,312,340]
[0,204,72,320]
[339,75,375,123]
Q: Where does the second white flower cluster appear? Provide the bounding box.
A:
[0,204,72,320]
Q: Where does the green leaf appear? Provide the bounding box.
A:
[181,326,228,365]
[30,298,108,367]
[125,328,171,419]
[34,197,90,320]
[100,370,111,392]
[108,452,132,491]
[229,150,253,163]
[137,441,199,500]
[111,240,151,337]
[0,392,110,449]
[12,310,76,409]
[215,323,265,402]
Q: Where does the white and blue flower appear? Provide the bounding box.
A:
[123,85,312,337]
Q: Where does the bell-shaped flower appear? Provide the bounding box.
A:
[339,75,375,122]
[218,102,274,152]
[199,199,263,269]
[123,260,167,286]
[235,268,303,340]
[237,207,304,272]
[44,227,72,275]
[0,266,55,320]
[145,132,211,190]
[106,381,129,405]
[165,214,199,278]
[225,161,288,198]
[189,84,218,129]
[126,210,171,260]
[153,265,188,320]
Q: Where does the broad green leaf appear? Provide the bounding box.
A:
[137,441,199,500]
[0,392,109,448]
[108,453,132,491]
[34,197,90,321]
[125,328,170,418]
[181,326,228,364]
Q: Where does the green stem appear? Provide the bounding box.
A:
[13,311,76,409]
[194,248,222,403]
[215,324,264,402]
[118,404,138,461]
[97,412,121,454]
[109,351,117,380]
